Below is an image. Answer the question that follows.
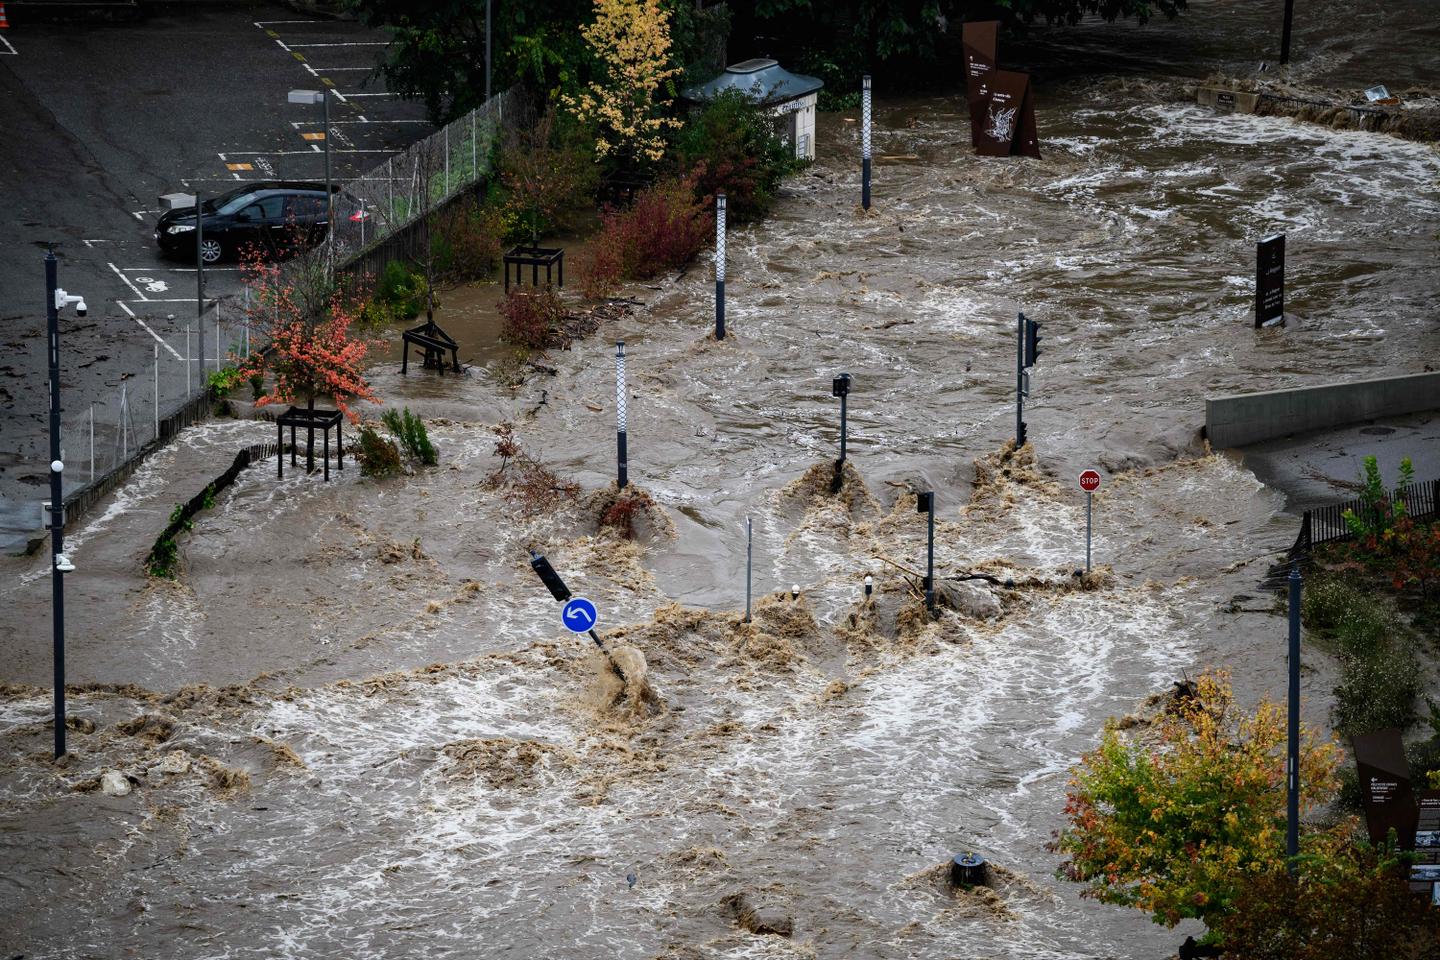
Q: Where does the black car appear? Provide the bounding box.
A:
[154,182,340,264]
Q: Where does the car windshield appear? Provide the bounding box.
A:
[196,185,257,215]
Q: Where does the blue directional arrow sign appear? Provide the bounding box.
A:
[561,597,598,634]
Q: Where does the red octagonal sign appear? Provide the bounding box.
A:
[1078,469,1102,493]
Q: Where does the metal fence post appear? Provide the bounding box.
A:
[1286,566,1301,872]
[615,341,628,489]
[154,343,159,440]
[88,404,94,482]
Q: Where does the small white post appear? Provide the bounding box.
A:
[154,343,159,439]
[186,322,192,395]
[88,404,94,482]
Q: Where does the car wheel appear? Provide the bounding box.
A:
[199,238,224,265]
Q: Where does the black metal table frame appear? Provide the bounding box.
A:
[276,406,344,481]
[503,245,565,291]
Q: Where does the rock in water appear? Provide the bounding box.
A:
[720,892,794,937]
[938,580,1001,619]
[100,770,132,797]
[156,751,190,775]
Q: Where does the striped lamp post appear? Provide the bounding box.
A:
[615,340,628,489]
[862,75,872,210]
[715,191,726,340]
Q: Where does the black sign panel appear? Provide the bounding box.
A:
[963,21,998,149]
[1255,233,1285,327]
[1353,728,1418,848]
[975,69,1041,160]
[1414,792,1440,902]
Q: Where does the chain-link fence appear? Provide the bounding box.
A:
[44,299,254,528]
[312,87,520,276]
[35,89,521,535]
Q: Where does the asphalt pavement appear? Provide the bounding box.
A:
[0,3,431,548]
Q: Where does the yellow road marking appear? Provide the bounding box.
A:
[265,29,279,38]
[321,77,335,87]
[300,132,326,141]
[226,162,255,171]
[292,52,306,62]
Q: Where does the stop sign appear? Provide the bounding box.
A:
[1078,469,1101,493]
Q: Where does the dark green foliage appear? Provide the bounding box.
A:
[359,261,434,330]
[382,407,438,467]
[146,503,192,579]
[1332,645,1423,739]
[1216,839,1440,960]
[675,89,804,223]
[1303,576,1422,739]
[356,423,404,477]
[1302,577,1398,659]
[345,0,593,122]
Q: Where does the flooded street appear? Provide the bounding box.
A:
[4,3,1439,957]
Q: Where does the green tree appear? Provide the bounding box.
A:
[1052,671,1340,932]
[1216,834,1440,960]
[346,0,593,122]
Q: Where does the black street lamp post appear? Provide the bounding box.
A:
[45,248,84,759]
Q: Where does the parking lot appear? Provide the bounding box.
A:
[0,3,432,543]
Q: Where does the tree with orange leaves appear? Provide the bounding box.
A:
[238,251,379,469]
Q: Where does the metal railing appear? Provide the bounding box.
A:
[308,87,521,277]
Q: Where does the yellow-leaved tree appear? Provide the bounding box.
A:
[562,0,682,164]
[1051,670,1341,932]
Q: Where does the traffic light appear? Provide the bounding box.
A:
[529,550,572,602]
[1023,316,1041,369]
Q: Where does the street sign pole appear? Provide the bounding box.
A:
[1086,490,1093,573]
[917,491,935,615]
[1078,470,1102,574]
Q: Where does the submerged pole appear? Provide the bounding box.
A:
[745,517,752,623]
[615,341,628,489]
[861,75,872,210]
[715,192,726,340]
[917,491,935,615]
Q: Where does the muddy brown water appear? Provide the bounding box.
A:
[4,4,1440,957]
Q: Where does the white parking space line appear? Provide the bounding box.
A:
[0,35,18,56]
[342,92,398,98]
[288,42,388,47]
[255,20,325,25]
[314,66,371,71]
[115,302,185,360]
[108,262,147,301]
[124,266,242,273]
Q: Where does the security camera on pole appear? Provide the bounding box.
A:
[45,246,87,759]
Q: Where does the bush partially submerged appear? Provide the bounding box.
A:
[356,423,403,477]
[676,89,803,223]
[382,407,437,466]
[483,422,580,515]
[580,177,711,298]
[499,287,568,349]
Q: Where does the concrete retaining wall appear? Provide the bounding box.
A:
[1206,372,1440,448]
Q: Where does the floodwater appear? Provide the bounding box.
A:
[4,3,1440,958]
